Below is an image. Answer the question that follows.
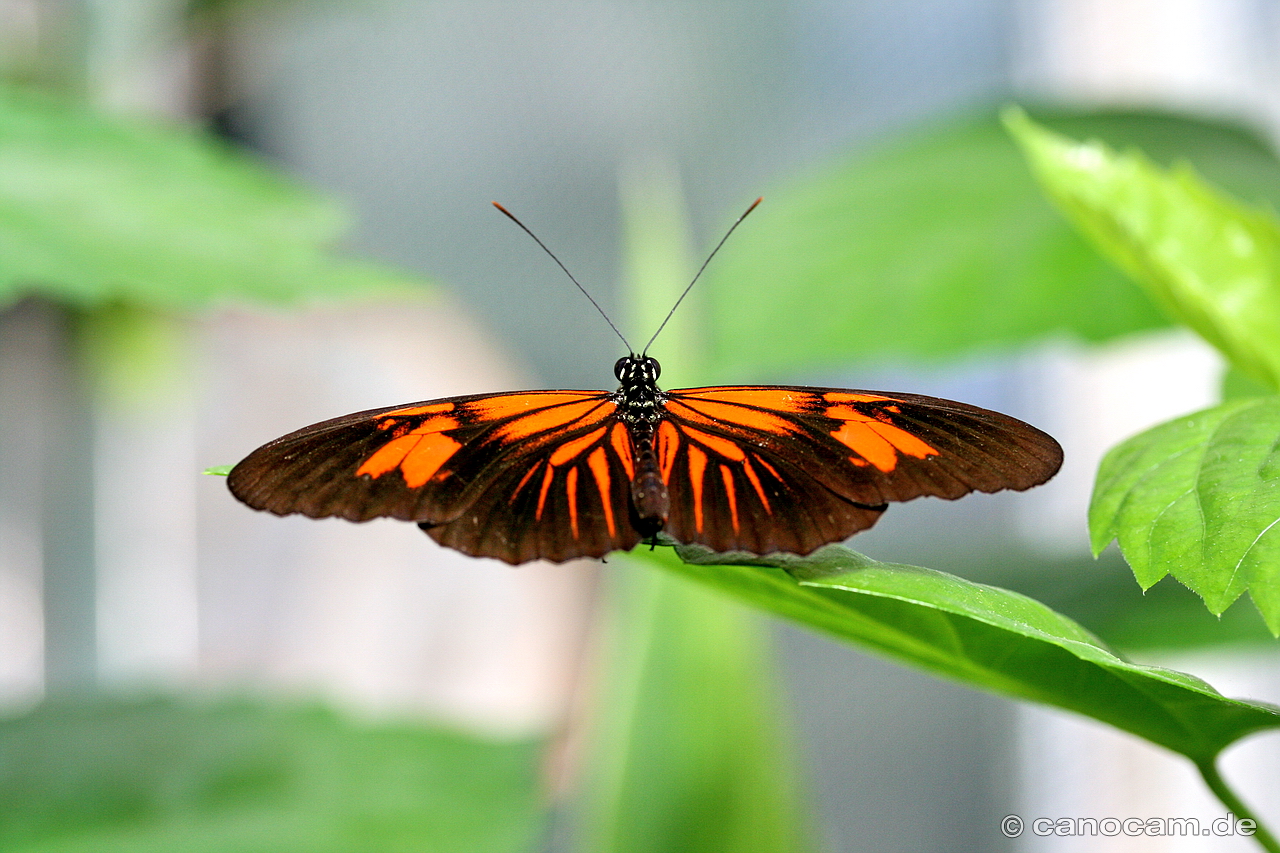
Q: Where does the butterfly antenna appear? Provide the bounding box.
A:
[493,202,633,353]
[641,196,762,356]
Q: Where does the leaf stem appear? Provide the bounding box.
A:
[1198,758,1279,853]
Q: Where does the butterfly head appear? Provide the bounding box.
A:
[614,354,661,389]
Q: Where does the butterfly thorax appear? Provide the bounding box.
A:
[612,354,665,425]
[612,354,669,539]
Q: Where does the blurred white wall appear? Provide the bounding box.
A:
[195,299,598,735]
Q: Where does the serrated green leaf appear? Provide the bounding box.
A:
[1089,397,1280,634]
[701,107,1280,378]
[644,545,1280,764]
[0,84,420,311]
[1006,107,1280,391]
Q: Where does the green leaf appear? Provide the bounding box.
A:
[202,465,232,476]
[647,545,1280,764]
[1223,365,1277,401]
[0,697,544,853]
[1089,397,1280,634]
[0,84,419,311]
[1006,106,1280,391]
[579,562,809,853]
[998,554,1277,653]
[701,107,1280,378]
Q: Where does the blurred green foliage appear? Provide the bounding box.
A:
[0,697,544,853]
[0,84,418,312]
[579,561,808,853]
[1007,108,1280,391]
[703,107,1280,379]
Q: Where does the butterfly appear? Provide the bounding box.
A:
[227,200,1063,565]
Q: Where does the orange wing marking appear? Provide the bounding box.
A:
[679,425,747,461]
[675,387,810,413]
[587,447,616,537]
[826,405,938,473]
[667,398,797,436]
[740,457,771,514]
[720,464,739,533]
[566,467,580,539]
[830,420,898,471]
[687,444,708,533]
[656,420,681,483]
[512,463,540,498]
[467,392,602,419]
[550,426,607,466]
[357,430,462,488]
[866,420,936,459]
[754,455,784,484]
[482,398,613,443]
[822,392,893,404]
[375,413,458,436]
[609,422,635,479]
[378,402,457,421]
[535,465,555,520]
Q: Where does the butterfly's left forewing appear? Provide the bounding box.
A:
[228,389,641,563]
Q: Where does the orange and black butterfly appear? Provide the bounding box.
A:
[228,200,1062,565]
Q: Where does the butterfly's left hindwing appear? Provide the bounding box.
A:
[424,418,643,564]
[227,390,644,563]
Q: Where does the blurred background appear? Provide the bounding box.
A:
[3,1,1280,851]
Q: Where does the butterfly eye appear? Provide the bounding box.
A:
[645,357,660,380]
[614,356,631,382]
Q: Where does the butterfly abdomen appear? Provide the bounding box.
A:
[629,428,669,540]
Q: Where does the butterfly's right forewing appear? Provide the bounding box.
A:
[654,385,1062,555]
